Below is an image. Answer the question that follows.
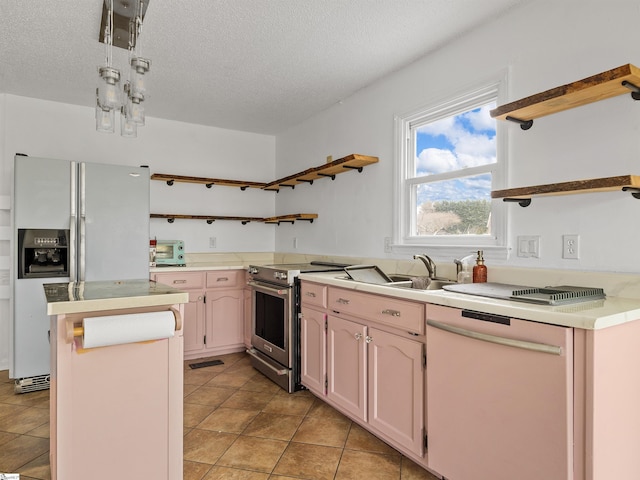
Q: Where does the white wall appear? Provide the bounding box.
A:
[1,94,277,250]
[0,94,277,369]
[275,1,640,274]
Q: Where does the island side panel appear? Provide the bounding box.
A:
[50,305,184,480]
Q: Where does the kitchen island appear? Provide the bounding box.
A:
[44,279,189,480]
[299,272,640,480]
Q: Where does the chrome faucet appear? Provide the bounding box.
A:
[454,258,463,276]
[413,254,436,279]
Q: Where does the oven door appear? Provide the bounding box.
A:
[250,281,293,368]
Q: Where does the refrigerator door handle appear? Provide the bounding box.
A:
[78,163,86,281]
[70,161,77,282]
[69,215,77,281]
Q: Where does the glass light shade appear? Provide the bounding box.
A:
[96,105,115,133]
[128,98,145,125]
[120,109,138,138]
[98,66,122,109]
[130,57,150,96]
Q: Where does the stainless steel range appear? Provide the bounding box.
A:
[246,261,349,392]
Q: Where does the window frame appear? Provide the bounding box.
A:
[392,77,509,260]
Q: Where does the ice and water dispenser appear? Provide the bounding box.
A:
[18,228,70,279]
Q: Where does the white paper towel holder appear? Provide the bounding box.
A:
[65,308,182,345]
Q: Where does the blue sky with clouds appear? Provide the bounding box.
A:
[414,103,496,203]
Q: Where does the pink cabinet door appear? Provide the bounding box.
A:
[368,327,424,456]
[183,291,205,353]
[300,305,327,395]
[327,315,367,421]
[426,305,573,480]
[206,289,244,348]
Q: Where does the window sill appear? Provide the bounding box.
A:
[390,243,509,263]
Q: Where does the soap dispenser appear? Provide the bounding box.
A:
[457,254,475,284]
[472,250,487,283]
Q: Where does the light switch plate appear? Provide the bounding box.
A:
[517,235,540,258]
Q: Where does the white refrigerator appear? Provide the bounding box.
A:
[11,155,150,384]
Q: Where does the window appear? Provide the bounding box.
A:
[393,82,506,256]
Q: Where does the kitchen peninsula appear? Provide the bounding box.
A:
[44,279,188,480]
[299,271,640,480]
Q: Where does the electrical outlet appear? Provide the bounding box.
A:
[384,237,392,253]
[562,234,579,259]
[209,237,216,249]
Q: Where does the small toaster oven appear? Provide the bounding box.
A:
[155,240,185,266]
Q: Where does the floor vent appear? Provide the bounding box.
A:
[14,374,50,394]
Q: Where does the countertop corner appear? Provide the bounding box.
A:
[44,279,189,315]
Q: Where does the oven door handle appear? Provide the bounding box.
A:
[246,349,288,376]
[247,281,291,295]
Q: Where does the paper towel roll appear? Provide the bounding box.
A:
[82,311,175,349]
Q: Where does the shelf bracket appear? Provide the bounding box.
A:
[206,219,215,224]
[505,116,534,130]
[240,186,248,191]
[205,183,214,189]
[241,221,250,225]
[503,197,532,207]
[166,179,174,186]
[343,165,364,173]
[621,80,640,100]
[297,179,314,185]
[317,173,336,180]
[622,186,640,199]
[167,217,175,223]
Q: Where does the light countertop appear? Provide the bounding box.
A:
[44,279,189,315]
[299,272,640,330]
[150,264,246,273]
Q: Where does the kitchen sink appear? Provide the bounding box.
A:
[386,276,457,290]
[337,273,456,290]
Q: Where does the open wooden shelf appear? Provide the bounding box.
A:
[150,174,267,190]
[491,175,640,206]
[150,154,375,226]
[490,64,640,129]
[151,153,378,192]
[262,154,379,191]
[150,213,318,225]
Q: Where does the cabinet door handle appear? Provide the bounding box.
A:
[173,279,187,284]
[336,298,350,305]
[426,319,563,356]
[197,296,203,301]
[381,309,401,317]
[216,277,229,282]
[354,332,362,340]
[365,335,373,344]
[305,292,317,297]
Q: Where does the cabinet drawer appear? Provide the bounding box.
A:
[301,282,327,308]
[328,287,425,334]
[154,272,205,289]
[206,270,241,289]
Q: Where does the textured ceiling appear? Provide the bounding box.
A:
[0,0,526,135]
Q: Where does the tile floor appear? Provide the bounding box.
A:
[0,352,440,479]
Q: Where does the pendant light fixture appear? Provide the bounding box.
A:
[96,0,151,137]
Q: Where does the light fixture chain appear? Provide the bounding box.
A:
[108,0,114,66]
